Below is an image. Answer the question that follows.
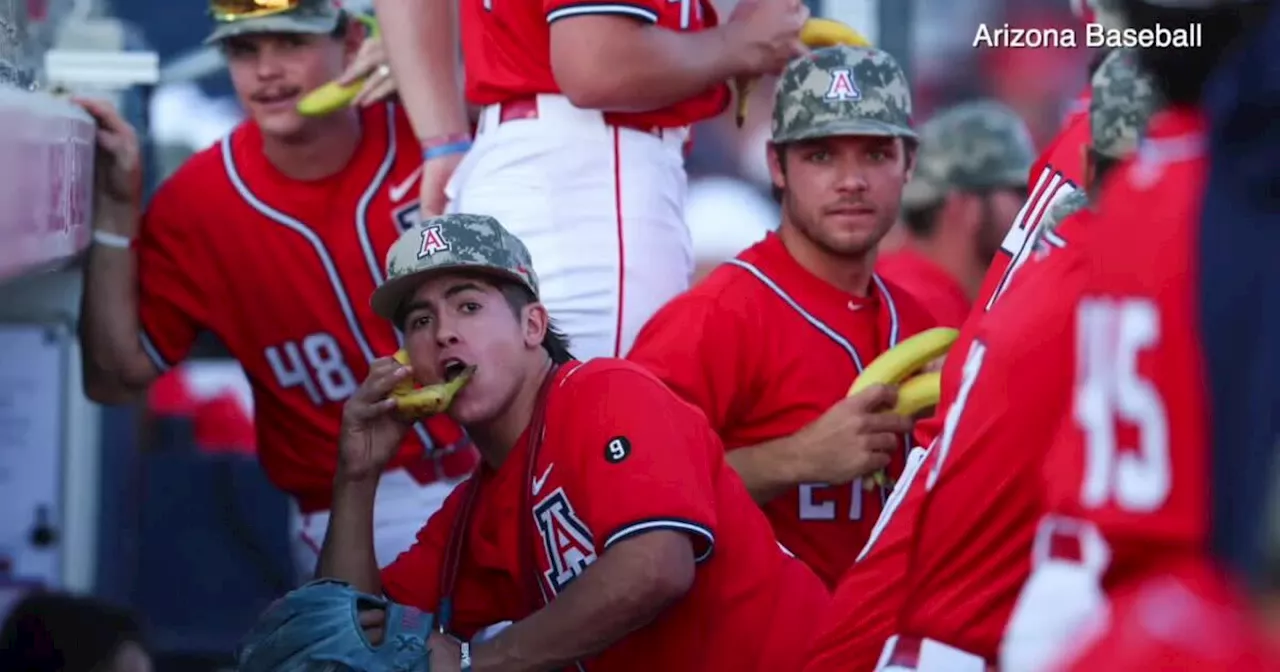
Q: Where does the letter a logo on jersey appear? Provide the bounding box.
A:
[824,68,861,101]
[417,225,450,258]
[534,488,597,594]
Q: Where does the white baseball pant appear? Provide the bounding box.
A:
[999,516,1111,672]
[445,93,694,360]
[290,468,461,582]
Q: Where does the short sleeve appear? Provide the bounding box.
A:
[544,0,660,25]
[558,363,719,562]
[628,293,749,434]
[135,180,211,371]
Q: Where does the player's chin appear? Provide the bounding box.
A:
[253,108,308,140]
[444,389,491,426]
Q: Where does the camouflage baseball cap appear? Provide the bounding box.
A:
[901,100,1035,210]
[205,0,344,45]
[1090,49,1159,159]
[370,214,540,322]
[771,46,916,144]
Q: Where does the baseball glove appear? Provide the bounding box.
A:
[237,579,436,672]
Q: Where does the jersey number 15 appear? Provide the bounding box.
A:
[1075,297,1171,513]
[265,332,359,406]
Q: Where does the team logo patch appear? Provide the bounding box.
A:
[534,488,597,594]
[417,225,450,258]
[604,436,631,464]
[823,68,861,101]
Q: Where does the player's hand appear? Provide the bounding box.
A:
[427,630,463,672]
[721,0,809,77]
[338,356,415,481]
[337,35,399,107]
[73,96,143,226]
[418,152,464,218]
[793,384,914,484]
[359,605,387,645]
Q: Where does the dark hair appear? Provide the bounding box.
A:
[0,592,146,672]
[1087,148,1121,191]
[1119,0,1269,105]
[499,283,575,364]
[331,10,351,39]
[902,200,943,238]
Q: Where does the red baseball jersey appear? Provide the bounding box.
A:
[892,209,1097,660]
[1053,560,1280,672]
[1041,108,1211,588]
[806,93,1092,671]
[914,98,1089,449]
[627,233,937,587]
[381,360,829,670]
[136,102,476,512]
[460,0,729,128]
[875,247,971,328]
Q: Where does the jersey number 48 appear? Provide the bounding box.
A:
[264,332,359,406]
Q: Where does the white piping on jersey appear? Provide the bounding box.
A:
[988,167,1077,311]
[724,259,900,372]
[220,120,437,452]
[356,104,400,290]
[545,3,658,23]
[139,329,171,372]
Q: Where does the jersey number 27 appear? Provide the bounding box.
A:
[1075,297,1171,513]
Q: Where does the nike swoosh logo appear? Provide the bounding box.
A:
[532,463,554,496]
[388,165,424,203]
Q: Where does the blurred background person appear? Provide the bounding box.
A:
[877,100,1036,327]
[0,592,151,672]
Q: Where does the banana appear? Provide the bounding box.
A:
[297,15,382,117]
[893,371,941,417]
[849,328,957,491]
[732,18,873,128]
[847,327,958,397]
[387,349,475,419]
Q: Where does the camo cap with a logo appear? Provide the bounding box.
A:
[771,45,916,144]
[370,214,540,322]
[1090,48,1159,160]
[901,99,1036,210]
[205,0,345,45]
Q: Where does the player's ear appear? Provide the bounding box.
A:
[340,14,365,58]
[901,137,917,180]
[767,143,787,193]
[521,302,550,351]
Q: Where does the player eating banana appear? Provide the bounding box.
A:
[628,45,939,590]
[305,213,828,672]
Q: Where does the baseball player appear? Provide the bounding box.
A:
[802,47,1157,672]
[1010,2,1270,670]
[370,0,810,362]
[76,0,476,583]
[316,213,830,671]
[876,100,1036,328]
[627,46,936,589]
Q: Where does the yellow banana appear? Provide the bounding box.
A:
[849,328,956,490]
[847,327,958,396]
[733,18,873,128]
[893,371,942,417]
[297,15,382,117]
[387,350,475,419]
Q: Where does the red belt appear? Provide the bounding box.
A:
[1046,525,1085,562]
[497,96,669,138]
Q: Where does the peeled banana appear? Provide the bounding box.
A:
[297,15,382,117]
[732,18,874,128]
[847,327,957,489]
[387,350,475,419]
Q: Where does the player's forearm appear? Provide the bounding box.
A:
[550,19,740,112]
[79,204,158,404]
[471,531,694,672]
[372,0,470,139]
[314,471,383,595]
[726,436,807,505]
